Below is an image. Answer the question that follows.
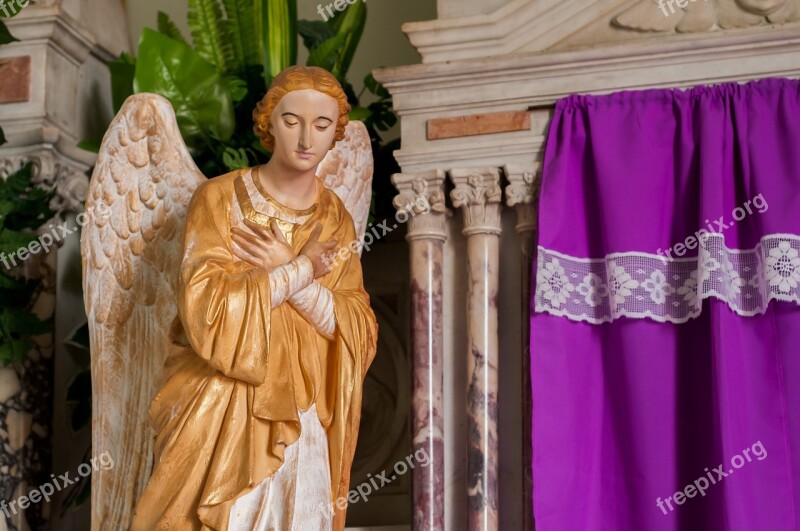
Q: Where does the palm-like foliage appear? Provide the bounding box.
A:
[84,0,397,180]
[221,0,259,68]
[256,0,297,83]
[188,0,234,71]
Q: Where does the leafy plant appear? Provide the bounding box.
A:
[0,18,17,46]
[0,163,56,365]
[80,0,399,192]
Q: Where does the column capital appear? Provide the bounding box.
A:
[503,163,541,236]
[392,170,448,242]
[449,167,502,236]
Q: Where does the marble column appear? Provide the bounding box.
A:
[504,163,541,531]
[449,168,503,531]
[391,170,447,531]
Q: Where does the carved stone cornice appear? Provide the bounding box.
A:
[449,168,503,237]
[504,163,541,236]
[403,0,622,63]
[392,170,448,242]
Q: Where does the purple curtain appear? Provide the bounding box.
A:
[531,78,800,530]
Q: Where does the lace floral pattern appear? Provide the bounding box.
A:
[535,234,800,324]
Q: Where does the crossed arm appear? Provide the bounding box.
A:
[267,256,336,338]
[231,218,338,339]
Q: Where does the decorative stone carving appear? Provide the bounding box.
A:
[504,163,540,254]
[450,169,503,236]
[613,0,800,33]
[393,171,448,241]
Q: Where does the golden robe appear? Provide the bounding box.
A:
[130,169,379,530]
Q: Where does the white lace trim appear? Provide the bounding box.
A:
[534,233,800,324]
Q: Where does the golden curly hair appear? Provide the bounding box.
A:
[253,66,351,153]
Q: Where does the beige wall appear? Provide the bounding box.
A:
[123,0,436,93]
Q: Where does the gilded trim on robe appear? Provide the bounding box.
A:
[250,166,321,217]
[130,168,378,531]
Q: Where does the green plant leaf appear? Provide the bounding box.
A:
[255,0,297,85]
[157,11,188,44]
[306,32,347,73]
[221,0,259,69]
[297,19,335,50]
[188,0,234,71]
[134,28,235,148]
[77,136,103,154]
[367,100,397,131]
[0,338,33,366]
[0,19,17,45]
[222,147,250,171]
[364,72,389,99]
[349,105,370,121]
[1,308,50,337]
[0,228,38,254]
[327,0,365,79]
[222,74,248,102]
[0,200,15,228]
[0,272,22,290]
[108,53,136,114]
[0,162,56,234]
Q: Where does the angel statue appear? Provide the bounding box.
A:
[80,65,379,530]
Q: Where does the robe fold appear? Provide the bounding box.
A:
[130,169,378,530]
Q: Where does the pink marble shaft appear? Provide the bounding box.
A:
[409,238,445,530]
[392,171,447,531]
[465,233,500,531]
[450,168,503,531]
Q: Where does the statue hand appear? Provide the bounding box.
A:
[299,223,338,278]
[231,219,297,270]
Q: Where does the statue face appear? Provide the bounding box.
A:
[735,0,785,15]
[269,89,340,173]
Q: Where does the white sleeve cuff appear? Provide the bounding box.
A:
[268,255,315,308]
[289,281,336,338]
